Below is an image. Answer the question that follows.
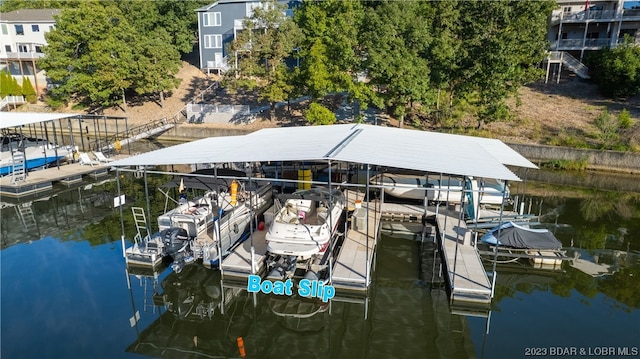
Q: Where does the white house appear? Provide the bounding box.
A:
[0,8,60,94]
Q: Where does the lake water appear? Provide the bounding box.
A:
[1,171,639,359]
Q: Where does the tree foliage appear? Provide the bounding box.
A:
[224,0,302,120]
[454,0,554,128]
[586,37,640,99]
[293,0,368,105]
[305,102,336,125]
[360,1,433,127]
[283,0,554,127]
[0,71,10,98]
[30,0,204,111]
[21,77,37,103]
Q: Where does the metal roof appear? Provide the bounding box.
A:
[110,124,536,181]
[1,112,81,129]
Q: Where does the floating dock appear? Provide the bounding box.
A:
[220,223,269,279]
[331,192,380,292]
[0,160,112,197]
[436,210,492,305]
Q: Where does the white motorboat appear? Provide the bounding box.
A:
[265,187,345,260]
[371,173,509,205]
[125,178,272,270]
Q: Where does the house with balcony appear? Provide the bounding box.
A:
[195,0,299,75]
[545,0,640,80]
[0,9,60,94]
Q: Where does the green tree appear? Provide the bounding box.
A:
[225,0,302,121]
[360,1,433,127]
[587,36,640,99]
[0,71,10,98]
[428,1,462,114]
[132,28,182,108]
[117,0,207,54]
[10,76,22,96]
[40,1,136,109]
[0,0,80,12]
[305,102,336,125]
[455,0,555,129]
[21,77,37,103]
[294,0,368,106]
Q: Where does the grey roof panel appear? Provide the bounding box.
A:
[110,124,529,181]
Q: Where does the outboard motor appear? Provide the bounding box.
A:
[266,255,297,281]
[161,227,190,254]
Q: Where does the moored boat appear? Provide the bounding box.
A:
[372,173,509,205]
[0,141,72,176]
[125,177,272,271]
[264,187,345,280]
[480,221,567,268]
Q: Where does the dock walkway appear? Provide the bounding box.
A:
[220,226,269,279]
[435,210,492,304]
[0,160,113,197]
[331,190,380,292]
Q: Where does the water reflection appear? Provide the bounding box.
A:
[0,178,118,248]
[1,169,639,359]
[124,227,481,359]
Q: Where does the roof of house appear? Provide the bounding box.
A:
[110,123,537,181]
[0,9,61,23]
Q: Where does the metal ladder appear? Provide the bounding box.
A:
[131,207,151,246]
[11,152,26,184]
[17,202,37,232]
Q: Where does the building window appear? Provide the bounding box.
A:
[35,45,43,53]
[32,24,40,32]
[203,12,221,26]
[1,24,7,35]
[15,24,24,35]
[18,44,29,52]
[5,45,11,52]
[204,34,222,49]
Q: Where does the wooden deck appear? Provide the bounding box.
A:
[0,159,114,197]
[220,227,268,279]
[436,210,492,304]
[331,191,380,292]
[380,202,433,222]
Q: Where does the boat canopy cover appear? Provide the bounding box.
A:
[0,112,80,129]
[481,222,562,250]
[110,124,536,181]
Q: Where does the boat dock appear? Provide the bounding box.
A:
[0,160,113,197]
[377,201,493,304]
[331,190,380,292]
[436,210,492,304]
[220,224,269,279]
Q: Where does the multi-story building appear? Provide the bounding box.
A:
[548,0,640,58]
[545,0,639,81]
[0,9,60,94]
[195,0,298,75]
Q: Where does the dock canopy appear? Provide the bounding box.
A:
[110,124,537,182]
[1,113,80,129]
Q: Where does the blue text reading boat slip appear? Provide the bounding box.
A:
[247,275,336,302]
